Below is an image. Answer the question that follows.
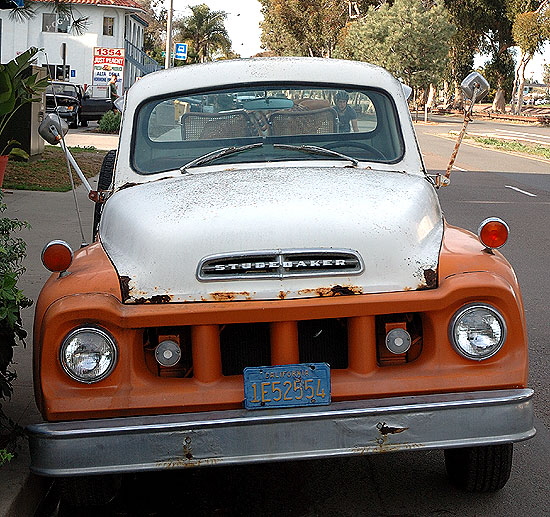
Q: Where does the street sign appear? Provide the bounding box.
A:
[174,43,188,61]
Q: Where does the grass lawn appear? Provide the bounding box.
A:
[467,136,550,160]
[3,146,107,192]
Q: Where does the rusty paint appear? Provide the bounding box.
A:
[423,268,437,288]
[210,291,251,302]
[133,294,172,304]
[403,286,412,291]
[298,285,363,297]
[119,276,131,301]
[278,291,288,299]
[156,457,220,469]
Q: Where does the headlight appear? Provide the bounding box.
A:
[60,327,118,383]
[449,304,506,360]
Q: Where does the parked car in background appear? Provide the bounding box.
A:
[81,85,114,125]
[45,81,84,129]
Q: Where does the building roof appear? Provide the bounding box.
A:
[35,0,144,10]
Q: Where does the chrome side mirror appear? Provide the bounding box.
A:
[113,95,125,112]
[38,114,68,145]
[460,72,489,103]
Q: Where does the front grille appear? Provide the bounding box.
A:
[197,248,363,280]
[143,314,422,378]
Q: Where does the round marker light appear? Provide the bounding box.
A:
[478,218,509,250]
[449,304,506,361]
[42,240,73,272]
[385,328,412,355]
[155,340,181,367]
[60,327,117,383]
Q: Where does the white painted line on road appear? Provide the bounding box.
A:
[504,185,537,197]
[462,201,550,204]
[495,129,550,142]
[452,165,468,171]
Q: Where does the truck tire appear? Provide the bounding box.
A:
[59,474,121,508]
[92,149,117,240]
[444,443,513,492]
[80,116,88,127]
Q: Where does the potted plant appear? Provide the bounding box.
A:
[0,47,48,186]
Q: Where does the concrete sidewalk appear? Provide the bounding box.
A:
[0,131,113,515]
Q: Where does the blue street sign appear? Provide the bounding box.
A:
[174,43,188,61]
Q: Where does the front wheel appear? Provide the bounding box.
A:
[444,443,513,492]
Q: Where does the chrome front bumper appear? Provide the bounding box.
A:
[27,389,535,477]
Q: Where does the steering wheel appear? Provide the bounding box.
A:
[327,141,387,161]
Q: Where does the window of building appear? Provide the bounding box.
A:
[42,13,70,33]
[103,17,115,36]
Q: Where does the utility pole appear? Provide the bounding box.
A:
[164,0,173,69]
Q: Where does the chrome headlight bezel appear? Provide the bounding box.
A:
[60,327,118,383]
[449,303,507,361]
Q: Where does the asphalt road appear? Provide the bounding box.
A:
[36,116,550,516]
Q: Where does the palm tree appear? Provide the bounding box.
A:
[175,4,232,63]
[7,0,89,35]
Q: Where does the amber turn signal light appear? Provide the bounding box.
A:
[41,240,74,272]
[478,218,509,250]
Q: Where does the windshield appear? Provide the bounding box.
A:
[132,84,404,174]
[46,83,79,98]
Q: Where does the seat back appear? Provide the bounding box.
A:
[269,107,338,136]
[180,111,256,140]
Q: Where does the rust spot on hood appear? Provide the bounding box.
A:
[298,285,363,297]
[120,276,131,301]
[278,291,289,299]
[419,268,437,290]
[133,294,172,304]
[210,291,251,302]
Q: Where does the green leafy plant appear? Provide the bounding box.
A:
[0,46,48,160]
[0,190,32,457]
[98,110,121,133]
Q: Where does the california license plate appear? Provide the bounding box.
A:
[243,363,331,410]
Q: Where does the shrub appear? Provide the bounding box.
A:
[98,110,121,133]
[0,190,32,457]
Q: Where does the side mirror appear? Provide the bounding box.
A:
[38,114,68,145]
[460,72,489,103]
[401,83,412,100]
[113,96,125,112]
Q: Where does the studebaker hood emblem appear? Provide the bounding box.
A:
[100,167,443,303]
[198,249,364,280]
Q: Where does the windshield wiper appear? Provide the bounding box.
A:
[180,142,263,173]
[273,144,358,167]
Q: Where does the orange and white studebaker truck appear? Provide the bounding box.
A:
[28,58,534,505]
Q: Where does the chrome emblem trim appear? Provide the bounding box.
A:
[197,249,364,281]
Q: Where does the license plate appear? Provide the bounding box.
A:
[243,363,331,410]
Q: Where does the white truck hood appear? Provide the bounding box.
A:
[100,167,443,303]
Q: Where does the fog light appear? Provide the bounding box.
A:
[60,327,117,383]
[449,304,506,360]
[385,328,411,354]
[155,340,181,367]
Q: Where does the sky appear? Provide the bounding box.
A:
[173,0,264,58]
[171,1,548,81]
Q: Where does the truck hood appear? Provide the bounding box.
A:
[100,167,443,303]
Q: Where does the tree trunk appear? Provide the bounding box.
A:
[492,89,506,113]
[513,52,531,115]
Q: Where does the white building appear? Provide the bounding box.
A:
[0,0,160,91]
